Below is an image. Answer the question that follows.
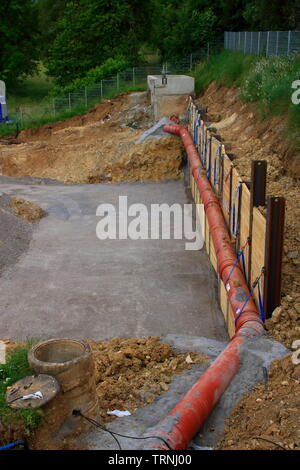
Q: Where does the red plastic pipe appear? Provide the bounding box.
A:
[146,124,265,450]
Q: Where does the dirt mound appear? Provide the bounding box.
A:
[0,92,183,184]
[197,82,300,349]
[88,337,209,422]
[218,353,300,450]
[10,198,45,223]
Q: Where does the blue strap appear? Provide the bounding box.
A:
[213,158,217,186]
[207,159,211,179]
[232,203,236,234]
[193,120,197,144]
[234,285,256,325]
[224,254,241,287]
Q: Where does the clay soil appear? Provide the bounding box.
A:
[217,353,300,450]
[196,82,300,349]
[197,83,300,450]
[1,337,208,450]
[88,336,208,422]
[9,198,45,223]
[0,93,183,184]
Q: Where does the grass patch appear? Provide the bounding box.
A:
[193,49,258,92]
[0,342,42,443]
[193,49,300,154]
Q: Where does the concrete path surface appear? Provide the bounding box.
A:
[0,179,228,342]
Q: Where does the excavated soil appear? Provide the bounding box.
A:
[218,353,300,450]
[9,198,45,223]
[196,82,300,349]
[0,93,183,184]
[88,337,208,422]
[1,337,208,449]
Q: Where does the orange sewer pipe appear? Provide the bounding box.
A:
[146,124,265,450]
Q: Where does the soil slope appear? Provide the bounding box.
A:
[0,93,183,184]
[197,82,300,349]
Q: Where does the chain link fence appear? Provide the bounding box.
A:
[11,41,222,129]
[224,31,300,57]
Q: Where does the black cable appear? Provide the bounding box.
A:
[252,436,287,451]
[73,410,173,450]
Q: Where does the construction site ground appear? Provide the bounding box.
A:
[0,89,299,450]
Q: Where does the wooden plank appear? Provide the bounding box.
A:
[210,137,221,194]
[209,236,218,273]
[251,207,266,307]
[239,184,251,285]
[205,214,210,255]
[230,167,242,241]
[221,155,232,228]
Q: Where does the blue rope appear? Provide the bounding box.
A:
[0,440,25,450]
[234,285,256,326]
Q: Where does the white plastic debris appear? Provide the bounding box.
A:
[107,410,131,417]
[22,391,43,400]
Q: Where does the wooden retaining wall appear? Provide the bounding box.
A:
[188,100,285,337]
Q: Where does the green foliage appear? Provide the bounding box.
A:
[52,57,129,96]
[0,343,42,441]
[150,1,218,59]
[243,0,300,30]
[46,0,150,86]
[194,50,258,92]
[36,0,69,58]
[240,54,300,117]
[194,49,300,154]
[0,0,40,86]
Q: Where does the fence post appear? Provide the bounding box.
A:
[276,31,279,56]
[257,31,261,55]
[250,31,253,53]
[117,73,120,91]
[263,197,285,318]
[101,80,103,99]
[84,87,88,107]
[287,30,291,54]
[238,31,241,50]
[133,67,135,86]
[68,93,71,111]
[52,99,56,117]
[244,31,247,55]
[266,31,270,56]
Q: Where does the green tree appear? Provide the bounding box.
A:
[0,0,39,86]
[36,0,68,58]
[46,0,151,86]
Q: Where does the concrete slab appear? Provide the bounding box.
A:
[0,180,228,342]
